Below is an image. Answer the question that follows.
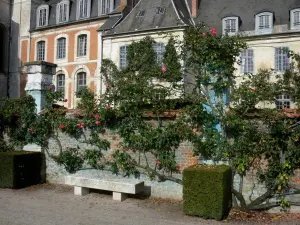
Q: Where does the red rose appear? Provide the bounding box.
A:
[157,161,162,166]
[59,125,65,129]
[95,115,100,120]
[96,121,101,125]
[106,83,110,87]
[106,105,110,110]
[202,33,206,37]
[76,123,81,127]
[63,99,68,102]
[193,128,198,133]
[29,128,33,133]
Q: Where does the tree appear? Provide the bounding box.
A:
[182,23,300,211]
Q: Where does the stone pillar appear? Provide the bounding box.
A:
[23,61,57,113]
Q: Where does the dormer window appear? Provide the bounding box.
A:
[36,5,49,27]
[156,7,165,14]
[57,1,70,24]
[291,8,300,30]
[77,0,91,19]
[222,17,239,35]
[99,0,114,15]
[255,12,273,35]
[136,10,146,17]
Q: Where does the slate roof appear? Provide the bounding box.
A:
[29,0,123,31]
[103,0,193,36]
[194,0,300,33]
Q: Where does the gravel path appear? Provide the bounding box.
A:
[0,184,230,225]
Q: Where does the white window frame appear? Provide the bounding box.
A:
[275,47,290,72]
[119,45,128,68]
[255,12,273,35]
[35,39,47,61]
[74,31,90,61]
[54,34,68,63]
[222,17,239,35]
[290,8,300,30]
[240,49,254,73]
[36,5,49,27]
[153,42,165,64]
[276,94,292,110]
[99,0,114,16]
[56,0,70,24]
[77,0,91,19]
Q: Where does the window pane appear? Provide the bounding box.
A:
[119,45,128,68]
[77,35,87,57]
[57,38,66,59]
[275,47,289,71]
[77,72,87,92]
[240,49,254,73]
[39,8,47,26]
[294,11,300,26]
[79,0,88,18]
[56,74,65,96]
[153,43,165,64]
[259,15,270,29]
[225,19,236,33]
[37,41,45,61]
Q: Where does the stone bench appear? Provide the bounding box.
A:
[65,173,144,202]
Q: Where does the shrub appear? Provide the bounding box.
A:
[183,164,232,220]
[0,151,42,189]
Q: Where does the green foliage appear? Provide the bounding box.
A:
[54,148,84,174]
[183,164,232,220]
[0,151,42,188]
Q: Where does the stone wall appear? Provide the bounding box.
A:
[45,130,197,199]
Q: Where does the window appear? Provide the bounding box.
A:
[0,24,5,72]
[275,47,289,72]
[222,17,239,35]
[240,49,254,73]
[119,45,128,68]
[57,1,69,23]
[276,94,291,109]
[56,74,65,96]
[36,41,45,61]
[37,5,49,27]
[153,42,165,64]
[77,0,90,19]
[77,72,87,93]
[57,38,66,59]
[291,9,300,30]
[255,12,273,34]
[77,35,87,57]
[156,7,165,14]
[136,10,146,17]
[99,0,114,15]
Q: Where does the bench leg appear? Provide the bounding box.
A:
[74,186,89,196]
[113,192,127,202]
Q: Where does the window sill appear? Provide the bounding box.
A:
[75,56,89,62]
[55,58,68,64]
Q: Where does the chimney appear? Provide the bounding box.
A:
[192,0,198,18]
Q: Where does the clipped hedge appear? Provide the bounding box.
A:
[183,164,232,221]
[0,151,42,189]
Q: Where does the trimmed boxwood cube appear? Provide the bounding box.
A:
[183,164,232,221]
[0,151,42,189]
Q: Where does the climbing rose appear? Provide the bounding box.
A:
[95,115,100,120]
[202,33,206,37]
[106,83,110,87]
[210,28,217,36]
[251,87,257,92]
[49,85,53,91]
[162,64,167,73]
[59,125,65,129]
[193,128,198,133]
[157,161,162,166]
[96,121,101,125]
[29,128,33,133]
[106,105,110,110]
[63,99,68,102]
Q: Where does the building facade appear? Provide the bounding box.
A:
[20,0,135,108]
[98,0,195,95]
[195,0,300,109]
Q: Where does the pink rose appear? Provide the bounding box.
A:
[202,33,206,37]
[59,125,65,129]
[157,161,162,166]
[96,121,101,125]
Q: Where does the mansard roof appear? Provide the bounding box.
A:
[102,0,193,36]
[29,0,127,32]
[194,0,300,33]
